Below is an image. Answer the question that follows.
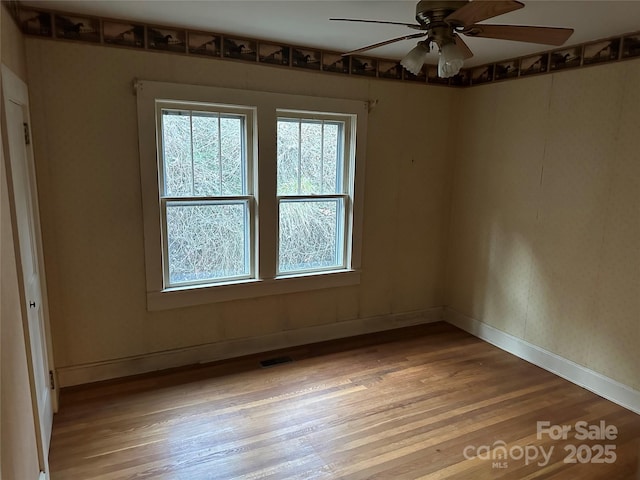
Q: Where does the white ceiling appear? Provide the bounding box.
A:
[21,0,640,67]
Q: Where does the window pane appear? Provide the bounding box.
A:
[300,121,322,194]
[220,116,244,195]
[192,113,220,196]
[162,111,193,196]
[277,118,343,195]
[162,110,245,198]
[322,122,341,193]
[277,119,299,195]
[166,202,248,284]
[279,199,344,273]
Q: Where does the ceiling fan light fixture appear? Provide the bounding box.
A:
[400,41,429,75]
[438,41,465,78]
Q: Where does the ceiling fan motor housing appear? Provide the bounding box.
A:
[415,0,468,27]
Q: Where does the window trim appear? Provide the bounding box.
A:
[136,80,367,310]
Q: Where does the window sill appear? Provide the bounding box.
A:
[146,269,361,311]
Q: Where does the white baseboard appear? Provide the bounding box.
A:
[57,307,444,387]
[444,307,640,415]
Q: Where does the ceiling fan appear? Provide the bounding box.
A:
[331,0,574,78]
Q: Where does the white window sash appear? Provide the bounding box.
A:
[160,197,255,288]
[276,194,350,276]
[156,101,256,288]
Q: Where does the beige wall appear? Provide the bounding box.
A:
[23,34,640,393]
[1,5,41,480]
[447,61,640,390]
[1,6,27,81]
[25,39,454,369]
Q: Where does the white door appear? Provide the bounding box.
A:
[2,65,54,475]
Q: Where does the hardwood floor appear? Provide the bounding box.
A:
[49,322,639,479]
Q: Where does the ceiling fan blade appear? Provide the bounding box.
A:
[463,24,574,46]
[342,32,428,56]
[330,18,424,30]
[445,0,524,27]
[454,34,474,59]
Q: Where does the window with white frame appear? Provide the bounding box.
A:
[157,103,255,287]
[136,81,367,310]
[277,113,351,275]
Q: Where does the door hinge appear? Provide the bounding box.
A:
[49,370,55,390]
[23,123,31,145]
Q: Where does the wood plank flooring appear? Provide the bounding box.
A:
[49,322,640,479]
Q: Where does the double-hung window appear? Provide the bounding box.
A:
[277,112,353,275]
[157,103,255,287]
[137,81,366,310]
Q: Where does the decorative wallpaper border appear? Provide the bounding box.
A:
[10,3,640,88]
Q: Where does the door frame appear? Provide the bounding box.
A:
[1,64,57,476]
